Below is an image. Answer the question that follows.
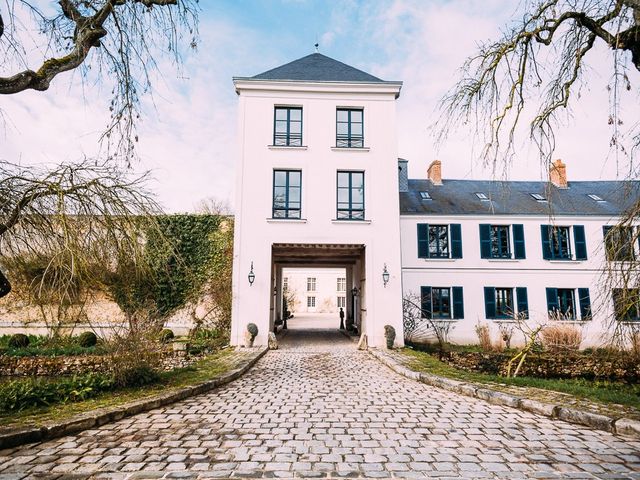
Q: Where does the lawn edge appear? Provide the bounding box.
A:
[0,346,268,450]
[369,348,640,440]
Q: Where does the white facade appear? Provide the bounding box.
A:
[282,268,347,314]
[230,56,405,348]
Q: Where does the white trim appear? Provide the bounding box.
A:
[331,219,372,224]
[266,218,307,223]
[268,145,308,151]
[331,146,370,152]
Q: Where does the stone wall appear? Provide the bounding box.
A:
[0,349,202,377]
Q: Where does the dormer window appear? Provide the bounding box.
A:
[588,194,605,202]
[475,192,489,201]
[530,193,546,202]
[419,191,432,200]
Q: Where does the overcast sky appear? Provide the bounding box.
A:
[2,0,639,212]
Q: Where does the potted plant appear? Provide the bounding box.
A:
[246,323,258,347]
[384,325,396,349]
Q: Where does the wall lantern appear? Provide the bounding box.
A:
[351,286,359,297]
[382,264,390,287]
[248,261,255,286]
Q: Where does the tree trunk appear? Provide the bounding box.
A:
[0,268,11,298]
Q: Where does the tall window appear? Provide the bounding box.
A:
[273,170,301,219]
[490,226,511,258]
[283,277,289,292]
[307,296,316,308]
[556,288,576,319]
[337,296,346,308]
[494,288,514,318]
[542,225,587,261]
[428,225,449,258]
[337,277,346,291]
[604,226,636,261]
[431,287,451,319]
[274,107,302,146]
[613,289,640,321]
[336,108,363,147]
[550,227,572,259]
[307,277,316,292]
[337,171,365,220]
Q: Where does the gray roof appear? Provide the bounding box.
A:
[248,53,391,83]
[401,179,640,216]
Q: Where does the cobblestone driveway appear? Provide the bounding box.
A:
[1,328,640,479]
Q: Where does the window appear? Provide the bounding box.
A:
[495,288,514,318]
[530,193,547,201]
[336,108,364,147]
[337,296,346,308]
[480,224,525,260]
[475,192,489,200]
[307,296,316,308]
[604,226,636,261]
[541,225,587,261]
[273,107,302,146]
[417,224,463,259]
[484,287,529,319]
[273,170,301,219]
[336,171,365,220]
[283,277,289,292]
[588,194,605,202]
[419,191,432,200]
[420,286,464,319]
[306,277,316,292]
[551,227,571,259]
[337,277,346,292]
[546,288,592,320]
[612,289,640,321]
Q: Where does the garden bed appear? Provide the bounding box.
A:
[407,341,640,382]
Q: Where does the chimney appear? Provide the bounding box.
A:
[549,159,568,188]
[427,160,442,186]
[398,158,408,193]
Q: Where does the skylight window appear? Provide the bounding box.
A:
[419,191,432,200]
[530,193,547,202]
[475,192,489,201]
[588,194,605,202]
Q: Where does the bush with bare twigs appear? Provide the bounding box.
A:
[541,323,583,353]
[475,323,493,352]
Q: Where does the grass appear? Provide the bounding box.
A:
[402,348,640,411]
[0,348,235,430]
[0,334,106,357]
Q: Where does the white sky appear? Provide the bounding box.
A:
[2,0,639,212]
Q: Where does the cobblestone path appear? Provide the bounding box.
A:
[1,328,639,479]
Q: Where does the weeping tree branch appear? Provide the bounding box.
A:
[0,0,198,161]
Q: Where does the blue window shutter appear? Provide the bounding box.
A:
[484,287,496,319]
[452,287,464,319]
[540,225,552,260]
[578,288,592,320]
[574,225,587,260]
[417,224,429,258]
[420,286,432,319]
[516,287,529,319]
[479,224,491,259]
[546,288,559,315]
[450,224,463,259]
[513,224,526,259]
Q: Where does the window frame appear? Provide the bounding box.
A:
[336,171,365,220]
[490,225,512,259]
[273,106,302,146]
[337,296,346,309]
[336,108,364,148]
[494,288,515,319]
[613,288,640,322]
[307,296,316,308]
[428,225,450,259]
[604,226,636,262]
[272,170,302,219]
[556,288,577,320]
[306,277,316,292]
[431,287,452,319]
[337,277,346,292]
[550,226,572,260]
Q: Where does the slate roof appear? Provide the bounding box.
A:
[247,53,393,83]
[400,179,640,216]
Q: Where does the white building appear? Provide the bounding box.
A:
[231,53,639,348]
[281,268,347,314]
[231,53,405,347]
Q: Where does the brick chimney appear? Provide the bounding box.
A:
[549,159,568,188]
[427,160,442,186]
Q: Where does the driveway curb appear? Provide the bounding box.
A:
[369,348,640,439]
[0,346,268,450]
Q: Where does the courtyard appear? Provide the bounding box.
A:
[0,322,639,479]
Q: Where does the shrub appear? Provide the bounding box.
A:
[475,323,493,352]
[247,323,258,341]
[115,365,160,388]
[8,333,30,349]
[541,324,582,353]
[159,328,175,343]
[77,331,98,348]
